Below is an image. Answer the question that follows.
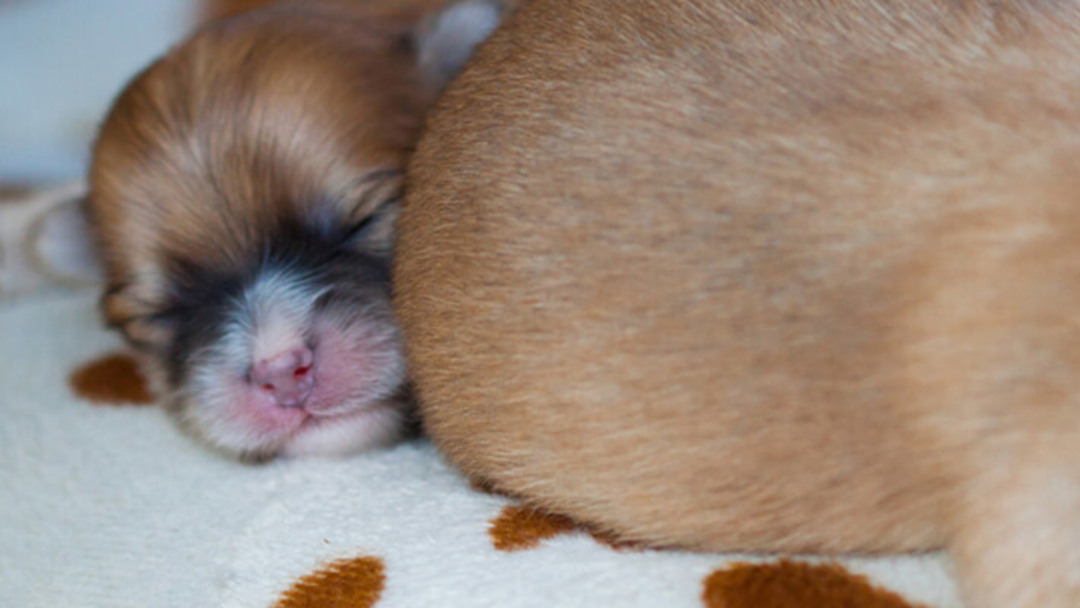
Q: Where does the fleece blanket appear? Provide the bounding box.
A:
[0,191,965,608]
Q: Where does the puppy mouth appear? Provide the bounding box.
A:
[257,353,395,422]
[228,326,398,441]
[301,392,397,419]
[303,402,361,418]
[300,402,383,426]
[181,343,401,457]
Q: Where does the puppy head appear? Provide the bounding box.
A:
[88,0,504,459]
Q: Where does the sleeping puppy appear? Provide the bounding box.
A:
[397,0,1080,606]
[88,0,507,459]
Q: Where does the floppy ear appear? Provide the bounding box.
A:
[412,0,508,92]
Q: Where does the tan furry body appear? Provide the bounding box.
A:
[396,1,1080,605]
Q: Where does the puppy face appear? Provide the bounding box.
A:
[156,209,407,459]
[88,0,505,459]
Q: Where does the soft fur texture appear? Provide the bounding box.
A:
[396,1,1080,606]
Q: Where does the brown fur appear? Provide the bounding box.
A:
[202,0,284,22]
[199,0,442,23]
[396,0,1080,606]
[90,0,444,357]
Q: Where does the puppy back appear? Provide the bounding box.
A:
[398,0,1080,551]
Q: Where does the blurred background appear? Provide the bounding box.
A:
[0,0,269,184]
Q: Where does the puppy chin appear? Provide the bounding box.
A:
[280,399,410,458]
[171,382,304,460]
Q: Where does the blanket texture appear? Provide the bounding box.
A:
[1,277,965,608]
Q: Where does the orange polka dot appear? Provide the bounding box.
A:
[488,504,648,552]
[702,560,924,608]
[489,505,577,551]
[69,353,154,405]
[275,556,385,608]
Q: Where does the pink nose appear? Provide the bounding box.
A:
[251,347,315,407]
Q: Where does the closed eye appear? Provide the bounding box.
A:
[341,214,377,242]
[341,196,399,244]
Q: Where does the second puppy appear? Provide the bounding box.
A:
[398,1,1080,606]
[88,0,506,459]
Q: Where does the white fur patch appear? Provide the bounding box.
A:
[281,401,407,458]
[242,270,326,364]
